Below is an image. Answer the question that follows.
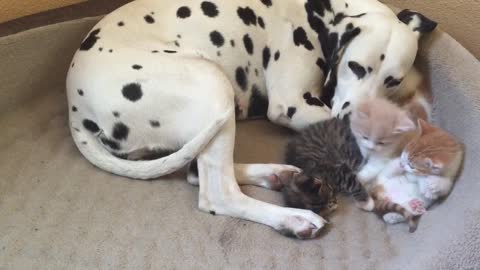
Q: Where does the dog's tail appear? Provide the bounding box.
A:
[70,108,232,180]
[374,199,419,233]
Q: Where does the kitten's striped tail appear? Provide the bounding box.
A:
[374,199,419,233]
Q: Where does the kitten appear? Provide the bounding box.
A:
[284,115,374,211]
[279,173,338,216]
[371,119,464,226]
[352,98,417,184]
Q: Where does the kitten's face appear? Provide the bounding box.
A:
[350,98,415,155]
[282,173,338,214]
[401,120,462,176]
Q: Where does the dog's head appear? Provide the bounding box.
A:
[330,9,437,117]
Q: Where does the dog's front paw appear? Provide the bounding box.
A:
[277,210,327,240]
[266,165,302,191]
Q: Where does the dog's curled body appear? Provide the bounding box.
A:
[66,0,436,238]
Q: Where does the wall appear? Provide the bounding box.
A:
[0,0,85,23]
[383,0,480,58]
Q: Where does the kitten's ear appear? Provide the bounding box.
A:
[394,113,416,134]
[417,119,434,134]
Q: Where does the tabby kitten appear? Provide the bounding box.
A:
[284,115,375,211]
[371,119,464,226]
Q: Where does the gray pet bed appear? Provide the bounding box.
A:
[0,2,479,270]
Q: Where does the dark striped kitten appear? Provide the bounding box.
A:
[284,116,375,212]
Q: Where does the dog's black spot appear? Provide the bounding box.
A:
[109,49,113,53]
[71,62,75,68]
[368,67,373,73]
[144,15,155,24]
[255,68,259,77]
[82,141,87,145]
[217,51,222,57]
[98,47,103,52]
[260,0,272,7]
[332,12,346,25]
[132,64,142,70]
[174,41,180,47]
[230,40,235,47]
[381,54,385,61]
[210,211,216,216]
[340,25,361,47]
[101,137,120,150]
[384,76,403,88]
[113,111,120,118]
[83,119,100,133]
[348,61,366,79]
[237,7,257,26]
[210,31,225,47]
[316,58,328,75]
[303,92,325,107]
[74,128,80,132]
[150,120,160,128]
[243,34,254,55]
[201,1,219,17]
[71,106,77,112]
[262,46,271,69]
[122,83,143,102]
[77,89,84,96]
[152,50,159,53]
[287,107,297,119]
[118,22,124,27]
[245,66,250,74]
[342,102,351,110]
[112,122,129,141]
[304,0,332,18]
[274,51,280,61]
[293,27,314,51]
[248,85,269,118]
[177,6,191,18]
[80,28,100,51]
[345,3,349,8]
[235,67,248,91]
[258,17,265,29]
[164,50,177,53]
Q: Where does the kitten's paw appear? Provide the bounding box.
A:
[408,199,426,215]
[356,196,375,212]
[383,213,406,224]
[277,210,327,240]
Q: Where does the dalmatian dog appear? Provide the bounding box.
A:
[67,0,436,239]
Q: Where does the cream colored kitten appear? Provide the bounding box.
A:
[350,98,416,184]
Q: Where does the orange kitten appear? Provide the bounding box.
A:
[372,119,464,228]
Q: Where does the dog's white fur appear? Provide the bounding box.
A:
[67,0,431,238]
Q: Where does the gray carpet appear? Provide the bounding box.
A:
[0,17,479,270]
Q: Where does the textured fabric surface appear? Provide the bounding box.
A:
[0,17,479,270]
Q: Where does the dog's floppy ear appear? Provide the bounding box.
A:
[397,9,437,35]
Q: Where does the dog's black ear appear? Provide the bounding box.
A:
[397,9,437,35]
